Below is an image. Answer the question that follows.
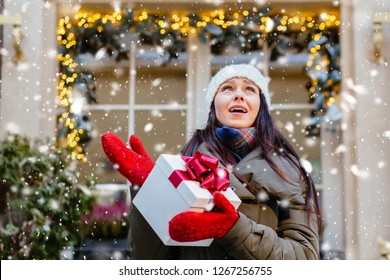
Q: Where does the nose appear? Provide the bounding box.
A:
[233,92,245,102]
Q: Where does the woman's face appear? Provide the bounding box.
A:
[214,78,261,128]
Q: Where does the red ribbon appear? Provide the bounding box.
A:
[168,151,230,193]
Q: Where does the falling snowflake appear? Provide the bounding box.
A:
[383,130,390,139]
[154,143,166,152]
[345,78,367,95]
[370,69,379,77]
[151,78,162,87]
[285,121,294,133]
[49,199,60,210]
[330,168,338,175]
[6,122,21,134]
[300,158,313,173]
[257,190,269,202]
[38,144,49,154]
[189,44,198,51]
[350,164,370,179]
[151,110,162,117]
[110,82,120,96]
[0,48,9,56]
[335,144,347,154]
[38,197,46,205]
[144,122,154,132]
[279,199,290,208]
[305,137,317,147]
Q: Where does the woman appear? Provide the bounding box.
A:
[101,64,321,260]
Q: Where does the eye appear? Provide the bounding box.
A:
[220,85,233,92]
[245,86,257,93]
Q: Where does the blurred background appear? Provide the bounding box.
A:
[0,0,389,260]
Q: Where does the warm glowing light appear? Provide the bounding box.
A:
[57,9,340,159]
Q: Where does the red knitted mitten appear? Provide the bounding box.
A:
[168,191,239,242]
[101,132,154,186]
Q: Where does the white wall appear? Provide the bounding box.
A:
[341,0,390,259]
[0,0,57,140]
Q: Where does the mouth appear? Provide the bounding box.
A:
[229,105,248,113]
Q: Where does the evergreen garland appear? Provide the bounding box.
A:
[57,8,341,156]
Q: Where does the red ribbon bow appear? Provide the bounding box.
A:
[169,151,230,193]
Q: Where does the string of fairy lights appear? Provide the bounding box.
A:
[57,9,340,160]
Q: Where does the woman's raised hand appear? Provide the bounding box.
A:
[101,132,154,186]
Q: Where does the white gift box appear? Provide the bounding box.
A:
[132,154,241,247]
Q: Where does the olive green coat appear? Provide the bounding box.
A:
[129,145,320,260]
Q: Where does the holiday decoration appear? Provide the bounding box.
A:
[12,25,26,64]
[0,14,25,65]
[378,238,390,260]
[57,8,340,157]
[0,133,96,259]
[305,32,341,136]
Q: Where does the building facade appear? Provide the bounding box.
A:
[1,0,389,259]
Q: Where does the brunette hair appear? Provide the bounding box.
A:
[182,94,322,227]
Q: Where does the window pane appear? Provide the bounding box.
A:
[271,109,320,158]
[136,67,186,105]
[93,68,130,105]
[80,110,129,184]
[269,68,309,104]
[134,110,186,159]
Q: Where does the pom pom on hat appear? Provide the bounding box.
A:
[205,64,270,111]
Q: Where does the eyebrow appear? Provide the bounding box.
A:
[223,78,257,87]
[242,79,257,87]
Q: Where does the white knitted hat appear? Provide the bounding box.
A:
[205,64,270,112]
